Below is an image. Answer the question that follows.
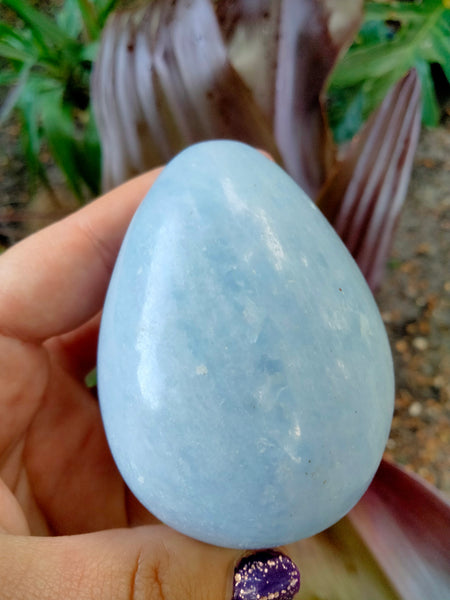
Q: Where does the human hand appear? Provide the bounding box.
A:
[0,169,249,599]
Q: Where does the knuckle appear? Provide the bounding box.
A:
[128,542,174,600]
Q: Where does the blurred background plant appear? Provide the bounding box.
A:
[89,0,450,291]
[0,0,448,232]
[0,0,121,205]
[327,0,450,143]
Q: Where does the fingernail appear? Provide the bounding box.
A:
[232,549,300,600]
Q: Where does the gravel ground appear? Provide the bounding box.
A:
[376,118,450,492]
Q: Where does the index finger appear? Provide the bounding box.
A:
[0,168,163,343]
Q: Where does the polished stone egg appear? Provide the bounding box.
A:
[98,141,394,549]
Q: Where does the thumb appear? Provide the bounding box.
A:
[0,525,240,600]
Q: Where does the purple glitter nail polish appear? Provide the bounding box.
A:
[232,550,300,600]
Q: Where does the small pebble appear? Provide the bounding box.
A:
[408,401,422,417]
[412,337,429,351]
[415,242,433,256]
[395,339,409,353]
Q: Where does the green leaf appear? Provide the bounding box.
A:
[80,41,100,62]
[425,16,450,80]
[328,0,450,139]
[16,90,49,187]
[327,87,365,145]
[0,64,32,124]
[0,1,104,201]
[0,41,35,63]
[40,89,84,199]
[0,21,36,51]
[414,57,440,126]
[96,0,120,26]
[74,108,101,196]
[0,23,39,62]
[56,0,84,39]
[55,0,118,40]
[2,0,74,51]
[0,71,22,86]
[85,367,97,388]
[75,0,102,41]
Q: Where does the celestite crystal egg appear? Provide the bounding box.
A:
[98,141,394,549]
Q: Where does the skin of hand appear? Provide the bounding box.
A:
[0,169,242,599]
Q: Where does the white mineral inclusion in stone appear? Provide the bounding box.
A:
[98,140,395,549]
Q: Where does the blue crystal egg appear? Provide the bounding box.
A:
[98,141,394,549]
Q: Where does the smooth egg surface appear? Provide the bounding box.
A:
[98,141,394,549]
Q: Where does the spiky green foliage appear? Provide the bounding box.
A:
[0,0,120,199]
[327,0,450,142]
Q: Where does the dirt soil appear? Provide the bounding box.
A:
[0,117,449,493]
[376,118,450,493]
